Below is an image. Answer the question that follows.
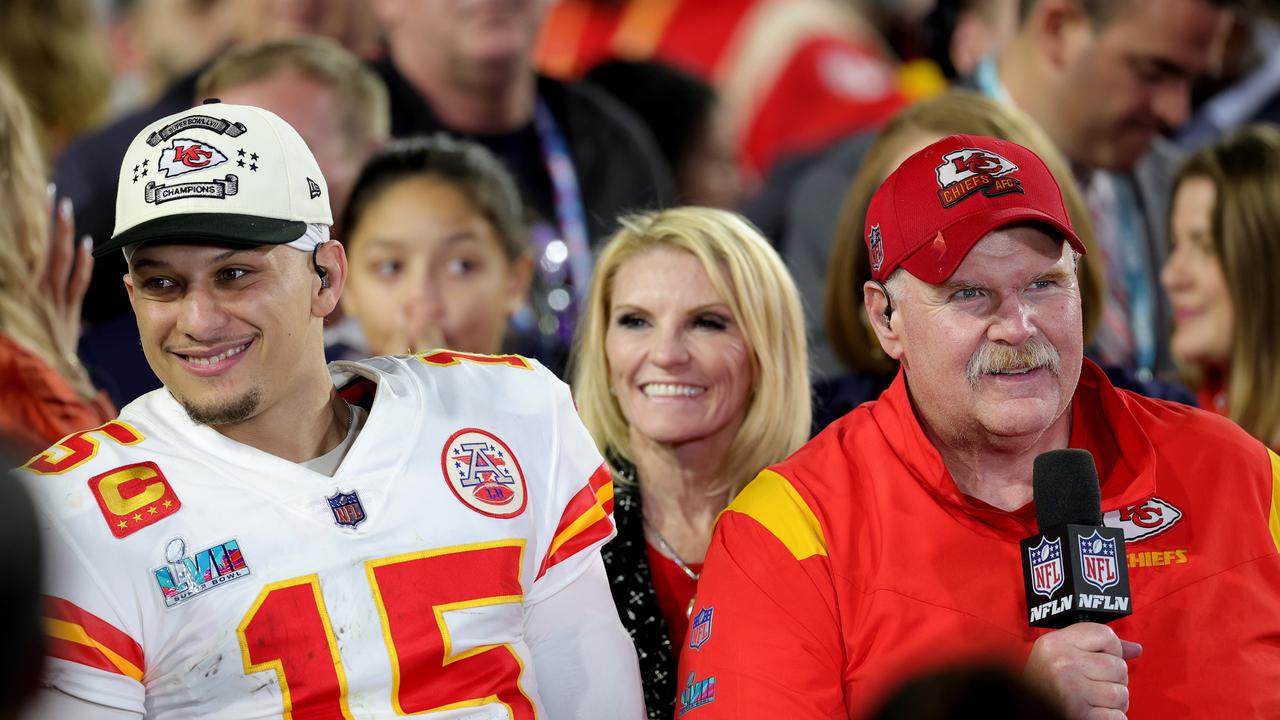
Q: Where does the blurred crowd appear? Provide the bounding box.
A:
[3,0,1280,717]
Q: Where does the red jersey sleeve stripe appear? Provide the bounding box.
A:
[44,596,144,676]
[46,634,144,682]
[536,464,615,578]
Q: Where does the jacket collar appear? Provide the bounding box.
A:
[865,359,1157,536]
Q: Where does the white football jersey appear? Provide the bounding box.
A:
[19,352,617,719]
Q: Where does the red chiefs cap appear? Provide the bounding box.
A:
[864,134,1085,283]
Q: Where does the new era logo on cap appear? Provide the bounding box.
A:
[864,134,1085,284]
[102,100,333,257]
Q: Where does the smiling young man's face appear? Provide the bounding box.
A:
[124,243,321,427]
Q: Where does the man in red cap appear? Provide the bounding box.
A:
[675,134,1280,719]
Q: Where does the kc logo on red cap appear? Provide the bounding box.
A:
[935,148,1024,208]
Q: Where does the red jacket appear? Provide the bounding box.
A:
[676,360,1280,718]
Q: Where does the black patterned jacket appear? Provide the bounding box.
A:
[601,471,677,720]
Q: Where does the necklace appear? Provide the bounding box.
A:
[642,517,700,582]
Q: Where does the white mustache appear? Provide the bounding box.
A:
[966,339,1060,385]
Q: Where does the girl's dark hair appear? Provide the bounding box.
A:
[341,134,529,260]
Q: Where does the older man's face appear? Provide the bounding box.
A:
[882,226,1083,446]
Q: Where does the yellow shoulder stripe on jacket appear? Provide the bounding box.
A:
[1268,450,1280,553]
[727,469,827,560]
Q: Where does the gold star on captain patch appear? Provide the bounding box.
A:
[147,506,159,515]
[163,500,173,509]
[117,520,128,530]
[133,513,143,522]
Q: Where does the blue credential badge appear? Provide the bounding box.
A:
[327,489,367,528]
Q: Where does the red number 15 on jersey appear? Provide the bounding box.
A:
[238,540,536,718]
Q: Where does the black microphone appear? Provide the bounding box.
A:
[1021,449,1132,628]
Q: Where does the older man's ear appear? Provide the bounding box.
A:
[864,280,904,363]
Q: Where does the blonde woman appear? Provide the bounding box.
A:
[571,207,809,719]
[0,70,112,454]
[1162,125,1280,450]
[815,91,1195,429]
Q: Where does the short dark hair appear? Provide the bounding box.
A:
[341,134,529,261]
[584,60,717,183]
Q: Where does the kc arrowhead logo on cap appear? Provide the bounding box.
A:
[102,102,333,258]
[158,137,228,178]
[935,147,1023,208]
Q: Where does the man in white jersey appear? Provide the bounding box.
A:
[18,100,645,719]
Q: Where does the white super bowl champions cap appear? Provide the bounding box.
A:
[98,99,333,258]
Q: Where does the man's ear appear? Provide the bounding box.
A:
[312,241,348,319]
[863,280,904,362]
[123,271,138,310]
[1029,0,1093,72]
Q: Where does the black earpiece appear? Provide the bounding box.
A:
[873,280,894,324]
[311,244,330,288]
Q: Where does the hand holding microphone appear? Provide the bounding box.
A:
[1020,450,1142,719]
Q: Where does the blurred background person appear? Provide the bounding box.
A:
[338,135,534,359]
[76,34,392,407]
[0,71,112,455]
[1175,2,1280,150]
[586,60,745,210]
[370,0,675,375]
[536,0,908,183]
[571,207,810,718]
[0,0,111,161]
[972,0,1238,382]
[1162,124,1280,450]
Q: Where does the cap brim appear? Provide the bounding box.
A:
[98,213,306,258]
[899,206,1085,284]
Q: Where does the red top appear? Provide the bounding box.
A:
[0,335,114,456]
[645,542,702,649]
[678,359,1280,719]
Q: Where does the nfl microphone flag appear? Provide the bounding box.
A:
[1022,450,1133,628]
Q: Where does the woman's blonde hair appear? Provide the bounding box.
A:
[0,69,88,393]
[825,91,1104,374]
[1171,125,1280,447]
[571,207,811,494]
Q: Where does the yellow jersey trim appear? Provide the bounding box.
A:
[728,469,828,560]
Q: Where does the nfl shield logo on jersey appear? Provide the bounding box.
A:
[327,490,366,528]
[1028,536,1064,598]
[441,428,528,519]
[1079,530,1120,592]
[689,607,714,650]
